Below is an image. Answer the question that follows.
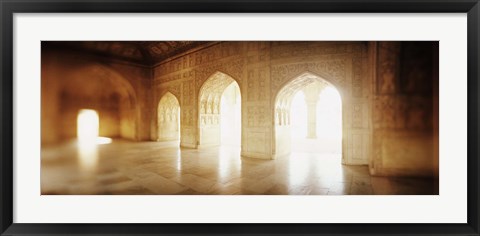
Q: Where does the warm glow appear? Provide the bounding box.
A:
[77,109,99,143]
[220,83,241,147]
[97,137,112,144]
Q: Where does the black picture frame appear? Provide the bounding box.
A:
[1,0,479,235]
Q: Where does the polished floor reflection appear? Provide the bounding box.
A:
[41,140,438,195]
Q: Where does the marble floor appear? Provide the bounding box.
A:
[41,139,438,195]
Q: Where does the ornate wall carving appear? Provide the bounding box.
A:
[43,41,437,178]
[152,42,376,165]
[246,106,268,127]
[182,80,195,107]
[352,57,363,97]
[352,103,363,128]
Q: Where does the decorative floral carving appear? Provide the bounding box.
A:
[182,80,195,106]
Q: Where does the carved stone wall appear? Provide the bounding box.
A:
[242,42,272,159]
[371,42,438,177]
[197,72,236,147]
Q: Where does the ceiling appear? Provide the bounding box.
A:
[44,41,214,66]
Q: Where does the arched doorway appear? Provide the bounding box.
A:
[198,72,241,148]
[60,64,137,141]
[274,72,343,161]
[157,92,180,142]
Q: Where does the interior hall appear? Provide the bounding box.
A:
[41,41,439,195]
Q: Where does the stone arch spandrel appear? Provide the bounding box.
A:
[197,70,243,95]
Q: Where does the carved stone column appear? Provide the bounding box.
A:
[305,99,318,139]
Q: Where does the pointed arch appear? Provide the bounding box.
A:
[157,91,180,142]
[197,71,242,148]
[59,63,137,140]
[273,72,344,160]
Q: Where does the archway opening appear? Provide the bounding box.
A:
[75,108,112,171]
[198,72,241,149]
[275,73,342,161]
[157,92,180,142]
[220,82,241,147]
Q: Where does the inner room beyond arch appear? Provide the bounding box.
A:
[198,72,241,149]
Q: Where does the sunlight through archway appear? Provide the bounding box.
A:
[157,92,181,142]
[220,82,241,147]
[198,72,241,148]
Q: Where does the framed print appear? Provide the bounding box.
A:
[1,0,479,235]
